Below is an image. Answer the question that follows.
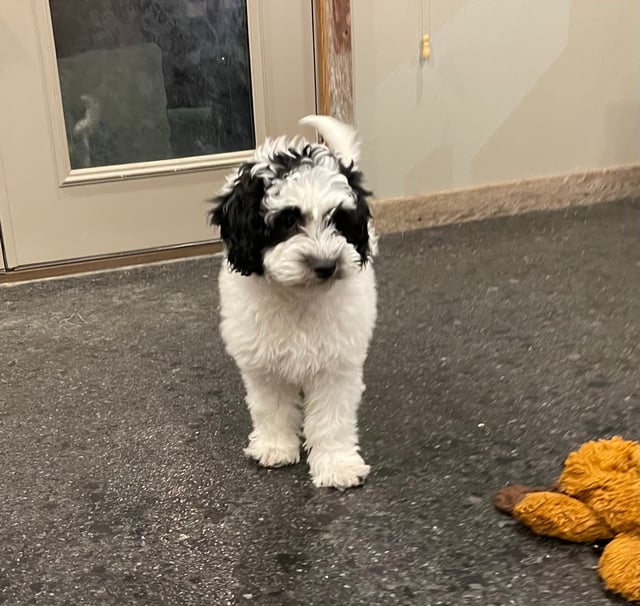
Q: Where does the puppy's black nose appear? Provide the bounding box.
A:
[313,260,337,280]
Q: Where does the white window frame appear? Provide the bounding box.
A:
[33,0,269,187]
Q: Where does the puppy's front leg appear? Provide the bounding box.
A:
[303,370,370,489]
[242,373,302,468]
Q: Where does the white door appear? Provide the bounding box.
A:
[0,0,316,269]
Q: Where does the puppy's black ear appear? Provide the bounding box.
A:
[209,163,267,276]
[337,162,374,264]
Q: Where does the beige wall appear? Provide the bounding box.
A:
[352,0,640,199]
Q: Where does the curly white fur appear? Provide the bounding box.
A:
[215,116,377,488]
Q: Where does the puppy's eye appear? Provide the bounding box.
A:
[275,207,301,231]
[331,207,351,229]
[282,212,297,228]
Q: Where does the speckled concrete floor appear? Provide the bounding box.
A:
[1,200,638,605]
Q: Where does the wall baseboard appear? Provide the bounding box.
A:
[371,164,640,234]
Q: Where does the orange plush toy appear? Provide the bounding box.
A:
[495,437,640,603]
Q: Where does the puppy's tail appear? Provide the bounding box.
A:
[299,114,360,167]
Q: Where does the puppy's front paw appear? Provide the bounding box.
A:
[244,437,301,468]
[309,452,370,489]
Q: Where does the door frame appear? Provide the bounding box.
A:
[0,155,14,272]
[313,0,354,124]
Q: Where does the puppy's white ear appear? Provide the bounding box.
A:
[299,114,360,166]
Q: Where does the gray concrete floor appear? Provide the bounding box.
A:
[1,200,638,605]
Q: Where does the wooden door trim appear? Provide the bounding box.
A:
[314,0,353,124]
[0,240,222,284]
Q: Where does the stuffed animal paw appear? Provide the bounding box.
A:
[495,437,640,603]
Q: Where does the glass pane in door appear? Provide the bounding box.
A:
[49,0,255,169]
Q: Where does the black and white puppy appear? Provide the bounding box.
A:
[210,115,377,488]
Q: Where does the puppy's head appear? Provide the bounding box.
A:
[210,115,376,287]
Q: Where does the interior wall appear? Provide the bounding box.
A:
[352,0,640,199]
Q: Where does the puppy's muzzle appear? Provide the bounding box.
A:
[311,259,337,281]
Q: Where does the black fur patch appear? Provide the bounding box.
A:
[267,144,314,180]
[209,163,267,276]
[336,162,373,264]
[266,206,303,238]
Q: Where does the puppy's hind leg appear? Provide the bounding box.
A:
[242,373,302,468]
[303,370,370,489]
